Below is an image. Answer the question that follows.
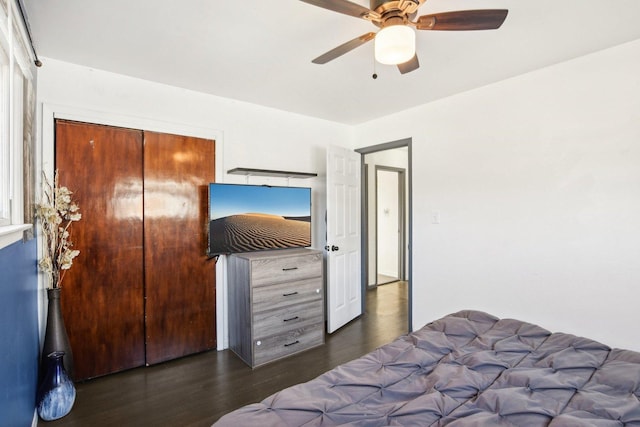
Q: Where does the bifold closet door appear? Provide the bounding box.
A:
[55,120,146,380]
[143,132,216,365]
[55,121,216,380]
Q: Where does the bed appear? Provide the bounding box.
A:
[213,310,640,426]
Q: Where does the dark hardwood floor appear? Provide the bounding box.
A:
[42,281,408,427]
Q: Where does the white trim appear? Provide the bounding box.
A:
[217,255,229,350]
[39,102,229,351]
[10,65,23,224]
[0,46,9,225]
[0,222,30,249]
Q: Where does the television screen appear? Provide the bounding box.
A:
[208,183,312,256]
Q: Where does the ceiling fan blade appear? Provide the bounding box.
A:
[416,10,508,31]
[397,54,420,74]
[312,32,376,64]
[300,0,378,20]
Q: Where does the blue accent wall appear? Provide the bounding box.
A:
[0,238,39,426]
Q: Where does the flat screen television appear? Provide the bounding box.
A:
[208,183,312,256]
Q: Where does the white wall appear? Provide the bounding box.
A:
[35,58,352,349]
[376,169,400,278]
[355,39,640,351]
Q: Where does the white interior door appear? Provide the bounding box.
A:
[326,146,361,333]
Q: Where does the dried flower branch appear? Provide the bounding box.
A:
[35,170,81,289]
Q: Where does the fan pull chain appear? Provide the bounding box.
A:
[372,50,378,80]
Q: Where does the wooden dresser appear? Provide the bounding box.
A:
[228,248,325,368]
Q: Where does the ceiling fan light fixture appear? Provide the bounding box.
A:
[374,25,415,65]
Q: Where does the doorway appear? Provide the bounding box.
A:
[375,166,406,285]
[357,139,412,331]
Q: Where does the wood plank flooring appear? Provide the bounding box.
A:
[377,273,399,285]
[41,281,408,427]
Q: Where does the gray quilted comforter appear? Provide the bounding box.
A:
[214,310,640,426]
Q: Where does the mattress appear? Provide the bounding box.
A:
[213,310,640,426]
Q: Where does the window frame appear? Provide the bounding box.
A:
[0,42,9,227]
[0,0,35,249]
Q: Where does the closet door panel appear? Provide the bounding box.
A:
[55,120,145,380]
[143,132,216,364]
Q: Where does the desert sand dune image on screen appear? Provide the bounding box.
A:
[209,213,311,254]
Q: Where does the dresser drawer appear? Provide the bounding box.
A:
[253,278,322,312]
[251,253,322,286]
[253,300,323,338]
[253,325,324,367]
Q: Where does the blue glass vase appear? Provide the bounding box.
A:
[37,351,76,421]
[41,288,74,380]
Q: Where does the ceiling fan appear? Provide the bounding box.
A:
[300,0,508,74]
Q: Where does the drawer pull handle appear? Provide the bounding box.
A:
[282,267,298,271]
[284,340,300,347]
[283,316,299,322]
[283,291,299,297]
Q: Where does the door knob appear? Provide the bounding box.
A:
[331,245,339,251]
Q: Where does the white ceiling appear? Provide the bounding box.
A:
[21,0,640,125]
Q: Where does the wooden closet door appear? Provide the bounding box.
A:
[143,132,216,364]
[55,120,145,380]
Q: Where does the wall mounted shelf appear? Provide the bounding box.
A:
[227,167,317,179]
